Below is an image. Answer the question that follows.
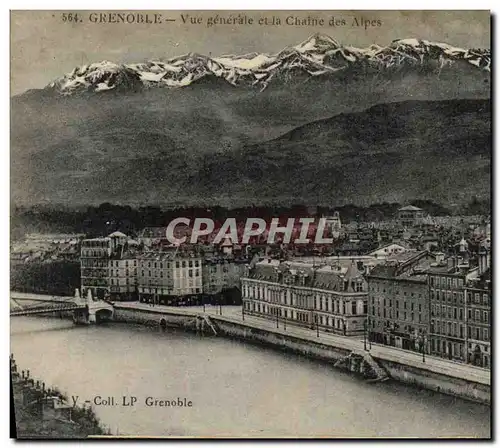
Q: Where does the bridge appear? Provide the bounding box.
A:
[10,290,114,324]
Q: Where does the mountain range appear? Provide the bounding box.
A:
[11,34,491,208]
[44,34,490,94]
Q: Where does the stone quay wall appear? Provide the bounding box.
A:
[113,306,490,405]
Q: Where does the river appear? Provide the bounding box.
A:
[11,316,490,438]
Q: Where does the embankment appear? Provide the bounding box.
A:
[115,305,491,405]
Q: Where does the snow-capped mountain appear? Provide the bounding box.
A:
[47,33,491,95]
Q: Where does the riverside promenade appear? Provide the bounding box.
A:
[115,302,490,388]
[10,291,490,403]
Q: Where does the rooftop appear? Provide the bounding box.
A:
[398,205,423,212]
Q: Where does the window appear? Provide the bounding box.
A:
[484,329,489,341]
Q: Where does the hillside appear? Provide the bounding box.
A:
[10,95,490,207]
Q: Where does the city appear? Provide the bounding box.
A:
[10,9,491,439]
[11,203,491,369]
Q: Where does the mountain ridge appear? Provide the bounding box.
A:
[32,34,490,96]
[11,98,490,207]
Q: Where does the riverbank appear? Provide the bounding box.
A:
[10,355,109,439]
[112,303,491,405]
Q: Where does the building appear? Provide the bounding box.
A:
[80,237,113,299]
[397,205,425,227]
[465,248,491,368]
[368,243,409,261]
[428,257,476,363]
[202,255,247,298]
[367,251,436,351]
[108,251,139,301]
[81,232,135,300]
[137,248,203,305]
[242,259,368,336]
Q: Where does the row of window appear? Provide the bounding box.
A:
[139,269,200,278]
[430,305,490,324]
[431,320,464,338]
[244,302,354,329]
[110,269,137,277]
[370,285,423,298]
[138,260,201,269]
[431,305,463,321]
[82,240,109,248]
[110,260,137,267]
[244,286,365,315]
[430,289,463,304]
[81,259,108,268]
[138,287,202,294]
[370,307,423,323]
[81,250,109,258]
[371,297,423,312]
[429,276,464,289]
[110,278,136,286]
[466,292,490,306]
[468,326,490,342]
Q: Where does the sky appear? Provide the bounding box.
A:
[10,10,490,95]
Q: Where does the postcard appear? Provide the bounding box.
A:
[10,10,491,439]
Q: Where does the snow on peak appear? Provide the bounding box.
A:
[295,33,341,53]
[47,35,490,95]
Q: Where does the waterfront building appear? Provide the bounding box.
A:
[397,205,425,227]
[80,237,113,299]
[242,258,368,336]
[108,251,139,301]
[465,248,491,368]
[137,248,203,304]
[81,232,138,300]
[428,256,478,363]
[367,251,436,351]
[202,255,247,297]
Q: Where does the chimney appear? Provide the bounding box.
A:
[447,257,455,272]
[478,248,490,275]
[435,252,445,264]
